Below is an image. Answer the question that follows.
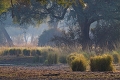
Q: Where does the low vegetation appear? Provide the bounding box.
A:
[0,47,120,79]
[67,53,88,71]
[0,47,120,72]
[90,54,114,71]
[112,51,120,64]
[0,47,63,65]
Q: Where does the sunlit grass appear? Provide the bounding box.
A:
[0,46,120,79]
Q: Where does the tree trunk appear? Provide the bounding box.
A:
[0,26,14,46]
[81,23,91,50]
[0,28,6,45]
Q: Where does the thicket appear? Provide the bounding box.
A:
[0,47,119,71]
[0,47,65,65]
[67,53,87,71]
[90,54,114,71]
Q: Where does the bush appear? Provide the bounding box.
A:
[67,53,78,66]
[9,49,16,55]
[2,50,9,55]
[23,49,30,56]
[112,52,120,64]
[47,53,58,65]
[36,50,41,56]
[31,49,36,56]
[67,53,87,71]
[15,49,22,57]
[90,54,114,71]
[71,58,87,71]
[31,49,41,56]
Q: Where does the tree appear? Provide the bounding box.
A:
[0,0,16,46]
[36,0,120,50]
[38,27,62,46]
[92,20,120,51]
[1,0,120,49]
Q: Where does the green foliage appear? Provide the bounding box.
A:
[30,49,36,56]
[31,49,41,56]
[1,48,22,56]
[9,48,16,55]
[0,0,11,14]
[15,49,22,56]
[112,51,120,64]
[23,49,30,56]
[47,53,58,65]
[92,20,120,51]
[38,28,61,46]
[90,54,114,71]
[2,49,9,56]
[36,0,85,7]
[67,53,87,71]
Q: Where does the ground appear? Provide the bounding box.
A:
[0,64,120,80]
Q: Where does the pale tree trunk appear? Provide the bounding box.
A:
[0,26,14,46]
[0,28,6,45]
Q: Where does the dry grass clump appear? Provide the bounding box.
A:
[90,54,115,71]
[46,53,58,65]
[112,51,120,64]
[67,53,87,71]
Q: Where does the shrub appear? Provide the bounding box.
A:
[23,49,30,56]
[2,49,9,55]
[71,58,86,71]
[47,53,58,65]
[36,50,41,56]
[112,52,120,64]
[31,49,41,56]
[67,53,87,71]
[67,53,78,66]
[90,54,114,71]
[31,49,36,56]
[9,49,16,55]
[15,49,22,57]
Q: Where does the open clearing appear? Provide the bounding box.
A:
[0,64,120,80]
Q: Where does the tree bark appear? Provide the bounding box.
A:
[81,23,91,50]
[72,4,91,50]
[0,26,14,46]
[0,28,6,45]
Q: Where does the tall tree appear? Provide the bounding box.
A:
[37,0,120,50]
[92,20,120,51]
[1,0,120,49]
[0,0,15,46]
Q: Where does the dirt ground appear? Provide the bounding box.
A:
[0,64,120,80]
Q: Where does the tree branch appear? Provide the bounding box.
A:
[46,6,68,20]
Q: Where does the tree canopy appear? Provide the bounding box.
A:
[0,0,120,50]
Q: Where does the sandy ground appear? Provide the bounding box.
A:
[0,64,120,80]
